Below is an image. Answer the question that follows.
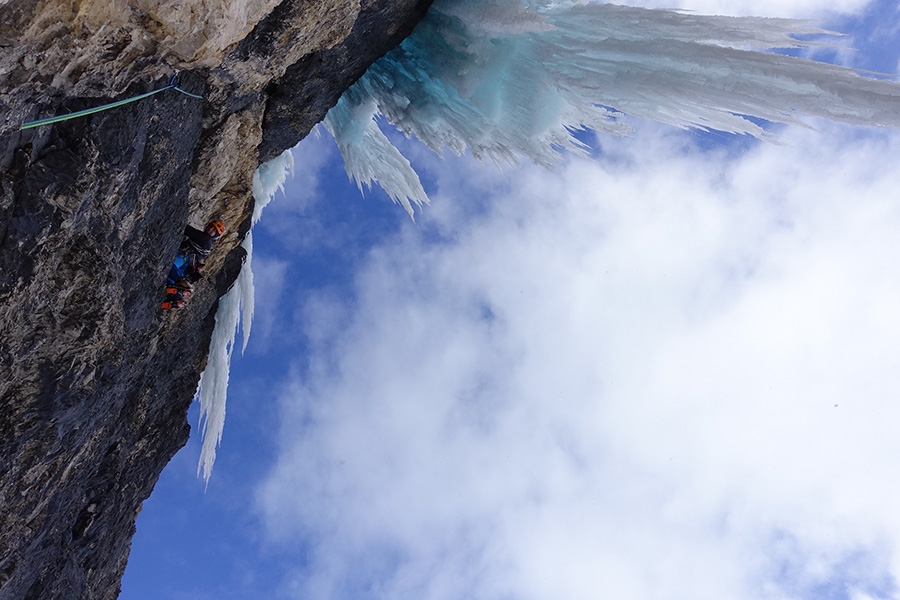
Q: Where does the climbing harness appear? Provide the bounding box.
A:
[19,74,203,130]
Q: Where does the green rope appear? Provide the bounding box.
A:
[19,77,203,131]
[172,86,203,100]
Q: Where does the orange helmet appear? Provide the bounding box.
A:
[208,218,226,238]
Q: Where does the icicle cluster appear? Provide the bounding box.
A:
[197,0,900,480]
[325,0,900,215]
[196,149,294,483]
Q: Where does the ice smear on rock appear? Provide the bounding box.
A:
[325,0,900,215]
[196,149,294,483]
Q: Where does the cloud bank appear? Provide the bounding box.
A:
[256,119,900,600]
[612,0,872,18]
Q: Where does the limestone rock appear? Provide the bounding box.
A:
[0,0,432,598]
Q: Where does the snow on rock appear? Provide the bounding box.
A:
[326,0,900,212]
[196,149,294,483]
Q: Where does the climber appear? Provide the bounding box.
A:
[162,217,226,310]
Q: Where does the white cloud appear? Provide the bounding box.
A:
[256,121,900,600]
[614,0,873,18]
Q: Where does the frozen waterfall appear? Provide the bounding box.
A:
[325,0,900,216]
[199,0,900,480]
[196,150,294,484]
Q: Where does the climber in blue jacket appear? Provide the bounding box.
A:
[163,217,226,310]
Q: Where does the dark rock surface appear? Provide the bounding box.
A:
[0,1,432,598]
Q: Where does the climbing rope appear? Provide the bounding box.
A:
[19,74,203,130]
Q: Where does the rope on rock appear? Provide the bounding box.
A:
[19,75,203,130]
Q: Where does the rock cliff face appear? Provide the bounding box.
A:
[0,1,432,598]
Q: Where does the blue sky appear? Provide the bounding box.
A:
[121,2,900,599]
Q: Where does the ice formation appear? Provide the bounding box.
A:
[196,149,294,483]
[199,0,900,478]
[325,0,900,215]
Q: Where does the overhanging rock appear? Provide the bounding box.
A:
[0,1,432,598]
